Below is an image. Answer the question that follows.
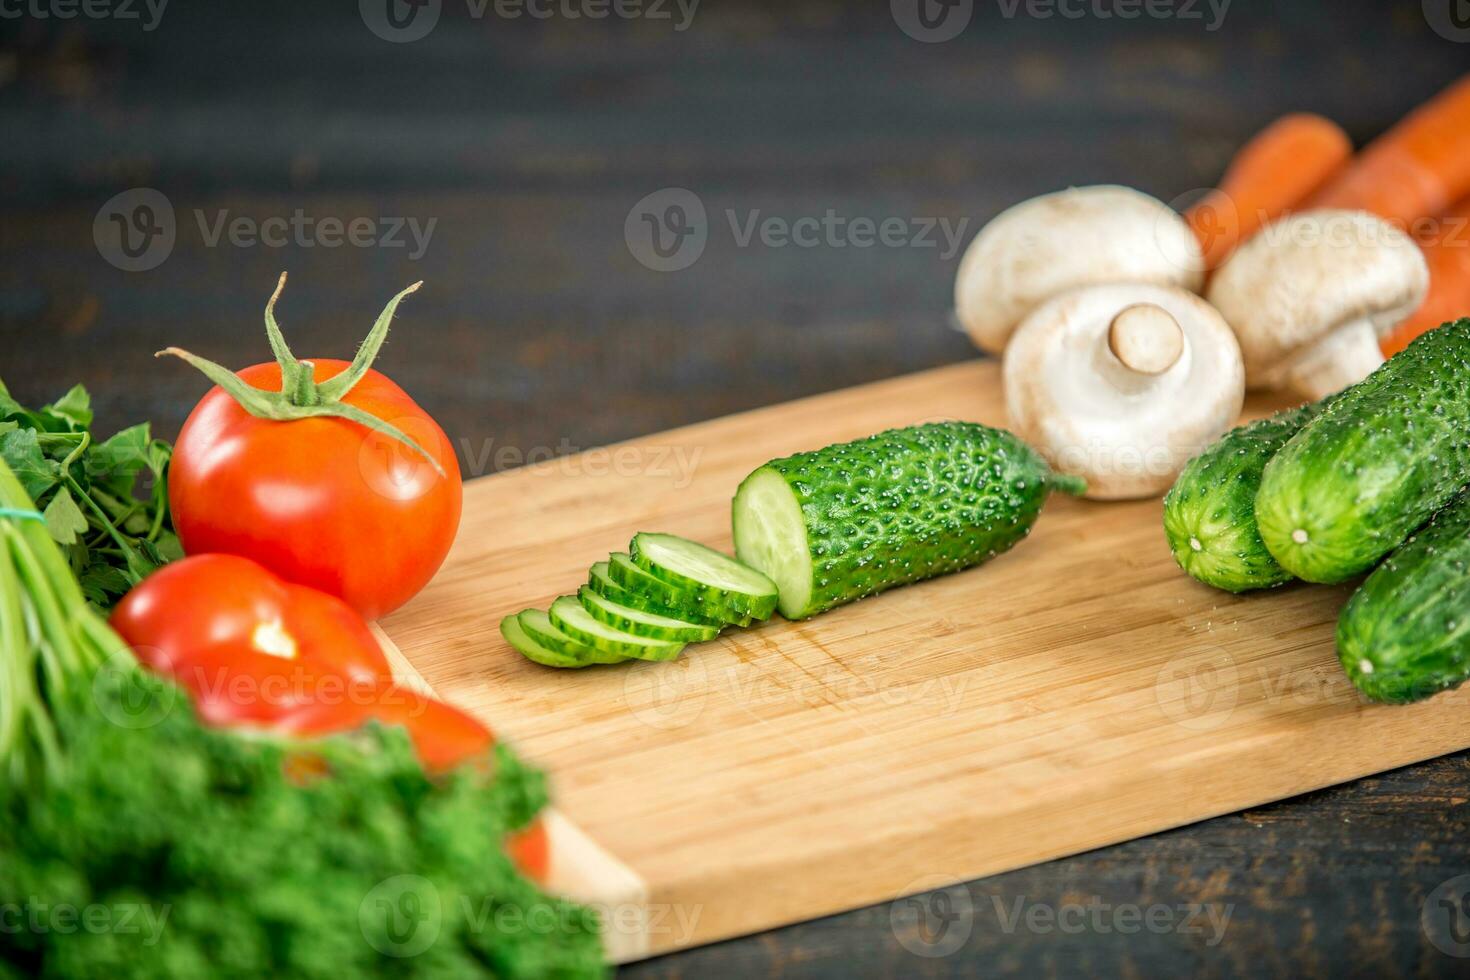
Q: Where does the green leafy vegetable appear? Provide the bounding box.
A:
[0,453,606,977]
[0,379,179,610]
[1,673,606,979]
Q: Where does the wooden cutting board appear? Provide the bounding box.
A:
[378,360,1470,964]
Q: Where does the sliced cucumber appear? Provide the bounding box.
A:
[587,560,724,627]
[578,586,720,643]
[502,612,590,669]
[605,552,751,627]
[548,596,685,662]
[630,532,778,620]
[518,608,622,665]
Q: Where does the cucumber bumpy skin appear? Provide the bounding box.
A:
[586,561,725,628]
[732,421,1086,620]
[1163,400,1331,592]
[578,586,720,643]
[606,552,753,627]
[630,533,779,621]
[1256,319,1470,583]
[1338,487,1470,703]
[548,596,685,662]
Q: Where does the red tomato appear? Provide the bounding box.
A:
[276,683,495,773]
[173,651,387,729]
[507,818,551,883]
[111,554,392,726]
[169,359,461,619]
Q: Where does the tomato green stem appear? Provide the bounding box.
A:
[262,271,303,389]
[155,274,445,477]
[315,279,422,402]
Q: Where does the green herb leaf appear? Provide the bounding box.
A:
[43,385,93,431]
[43,486,89,545]
[78,563,134,605]
[147,438,172,479]
[0,377,23,421]
[0,384,177,610]
[89,423,152,498]
[0,429,60,501]
[122,543,160,584]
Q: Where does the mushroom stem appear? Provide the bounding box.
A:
[1107,304,1185,375]
[1281,318,1385,400]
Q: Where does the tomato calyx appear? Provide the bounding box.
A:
[154,272,444,475]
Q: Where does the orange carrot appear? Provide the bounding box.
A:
[1311,75,1470,226]
[1186,113,1352,272]
[1382,196,1470,356]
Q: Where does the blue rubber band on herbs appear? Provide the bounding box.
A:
[0,507,45,523]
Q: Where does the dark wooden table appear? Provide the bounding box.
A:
[3,1,1468,976]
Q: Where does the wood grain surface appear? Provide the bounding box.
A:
[380,360,1470,961]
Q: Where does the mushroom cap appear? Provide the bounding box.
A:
[1206,209,1429,384]
[954,185,1205,355]
[1004,283,1245,500]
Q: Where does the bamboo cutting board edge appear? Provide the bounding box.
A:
[378,359,1470,963]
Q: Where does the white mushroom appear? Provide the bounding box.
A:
[1206,209,1429,400]
[1004,283,1245,500]
[954,185,1205,354]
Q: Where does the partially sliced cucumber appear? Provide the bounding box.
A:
[502,612,590,669]
[548,596,685,662]
[630,532,778,620]
[605,553,751,627]
[519,608,622,665]
[578,586,719,643]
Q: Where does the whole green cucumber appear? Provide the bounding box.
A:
[1163,399,1332,592]
[1337,487,1470,703]
[731,421,1086,619]
[1256,318,1470,584]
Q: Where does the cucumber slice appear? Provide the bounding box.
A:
[548,596,685,662]
[578,586,720,643]
[501,612,590,669]
[518,608,622,665]
[587,560,724,627]
[630,533,778,620]
[605,553,751,627]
